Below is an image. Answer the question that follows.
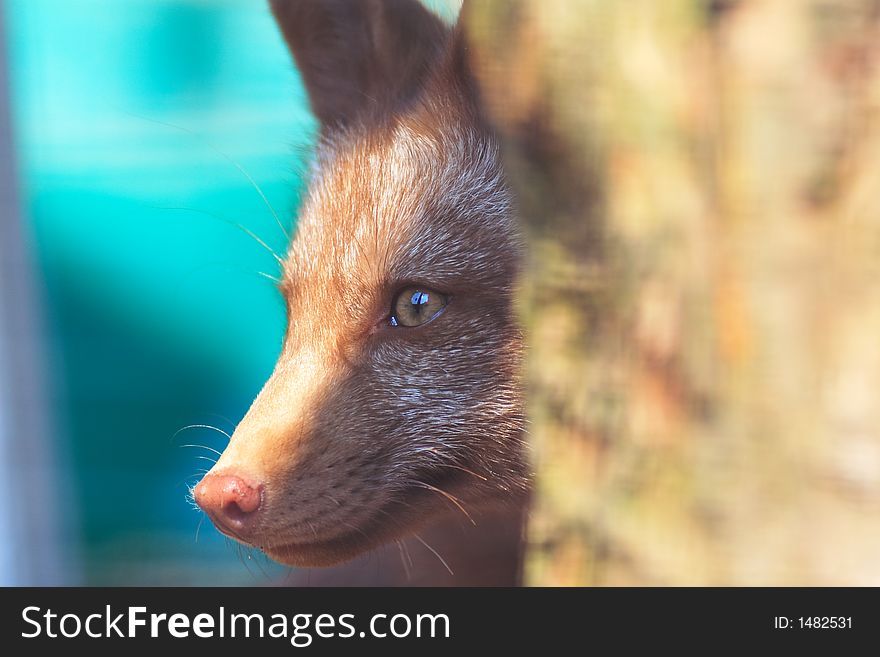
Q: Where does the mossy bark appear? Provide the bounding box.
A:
[467,0,880,585]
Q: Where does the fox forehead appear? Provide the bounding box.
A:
[282,118,515,300]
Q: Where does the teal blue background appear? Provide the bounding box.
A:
[4,0,315,584]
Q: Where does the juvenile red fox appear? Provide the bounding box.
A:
[195,0,528,585]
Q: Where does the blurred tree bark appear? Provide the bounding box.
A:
[466,0,880,584]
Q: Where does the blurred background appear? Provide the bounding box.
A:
[1,0,314,584]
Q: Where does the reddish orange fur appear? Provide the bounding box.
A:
[196,0,529,584]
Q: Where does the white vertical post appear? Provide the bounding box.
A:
[0,1,76,585]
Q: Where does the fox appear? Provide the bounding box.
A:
[194,0,530,586]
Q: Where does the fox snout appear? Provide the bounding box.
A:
[195,204,526,567]
[194,0,529,568]
[194,473,263,541]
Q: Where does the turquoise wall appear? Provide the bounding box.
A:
[4,0,315,584]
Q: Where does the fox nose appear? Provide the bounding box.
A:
[194,473,263,540]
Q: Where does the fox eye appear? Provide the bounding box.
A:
[389,286,448,327]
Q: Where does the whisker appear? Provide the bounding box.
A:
[396,540,413,581]
[173,263,283,300]
[203,412,237,434]
[217,153,290,242]
[177,469,210,489]
[255,270,282,284]
[153,206,285,266]
[194,455,219,465]
[339,520,373,545]
[232,542,257,580]
[245,547,271,580]
[130,114,290,241]
[179,444,224,457]
[172,424,233,444]
[185,483,200,512]
[258,550,276,577]
[195,514,206,544]
[443,463,489,482]
[413,534,454,576]
[412,481,476,525]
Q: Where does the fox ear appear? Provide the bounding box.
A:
[269,0,449,131]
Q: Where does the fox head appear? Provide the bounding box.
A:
[194,0,527,567]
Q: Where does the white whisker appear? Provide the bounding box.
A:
[179,444,223,457]
[413,534,454,576]
[129,114,290,241]
[195,514,206,543]
[172,424,233,443]
[412,480,475,525]
[396,540,413,581]
[153,206,284,266]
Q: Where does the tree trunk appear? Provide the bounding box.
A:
[466,0,880,585]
